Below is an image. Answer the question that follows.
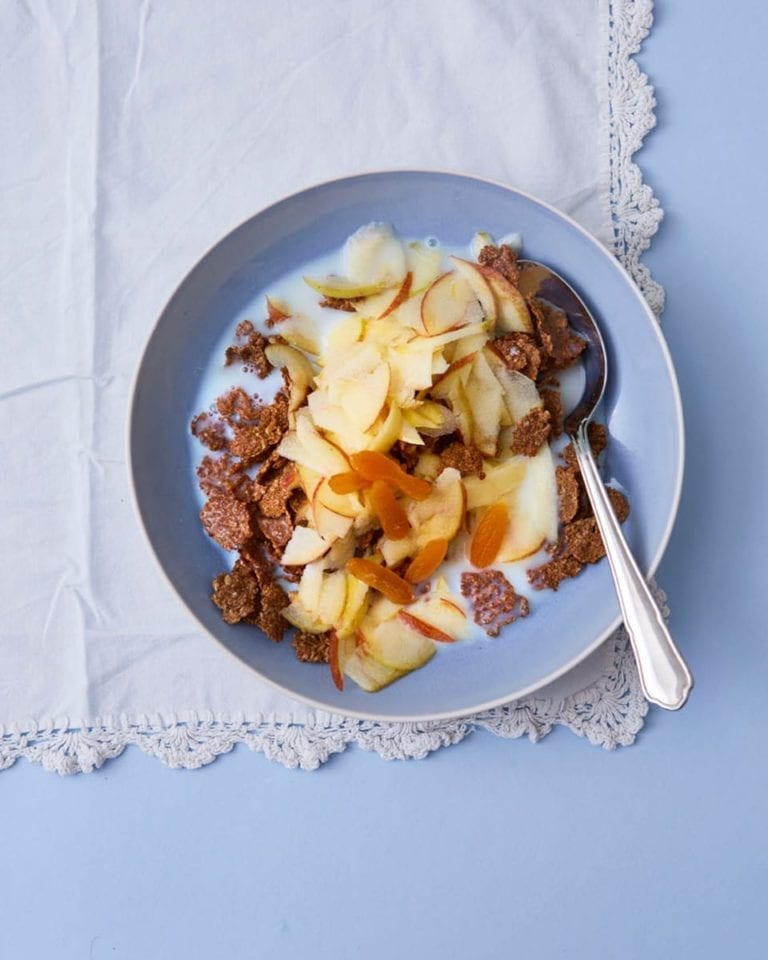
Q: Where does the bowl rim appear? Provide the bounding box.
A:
[127,167,684,723]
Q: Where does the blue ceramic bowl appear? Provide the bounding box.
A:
[129,171,683,721]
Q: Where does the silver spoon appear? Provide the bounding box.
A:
[517,260,693,710]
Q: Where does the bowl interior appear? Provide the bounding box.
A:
[129,171,682,720]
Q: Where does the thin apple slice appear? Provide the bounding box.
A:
[293,410,350,475]
[343,647,403,692]
[366,616,436,670]
[380,534,417,567]
[402,583,470,642]
[484,348,542,418]
[296,464,323,504]
[464,352,505,457]
[282,597,323,632]
[365,404,404,452]
[281,525,329,566]
[343,222,407,288]
[264,343,315,413]
[421,320,490,350]
[398,421,423,445]
[390,292,427,333]
[325,529,357,570]
[406,241,444,292]
[316,570,348,627]
[315,477,364,519]
[431,362,474,444]
[321,344,390,433]
[478,266,533,333]
[421,272,485,335]
[470,230,495,260]
[337,574,370,638]
[407,467,466,546]
[272,314,320,354]
[325,313,364,351]
[464,459,527,510]
[297,559,326,612]
[449,256,496,322]
[496,445,559,561]
[387,342,435,406]
[312,496,354,543]
[306,393,372,455]
[304,275,390,299]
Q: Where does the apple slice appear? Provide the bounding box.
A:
[325,529,357,570]
[365,403,404,453]
[421,272,485,335]
[343,646,404,692]
[478,266,533,333]
[304,275,391,299]
[293,410,350,475]
[470,230,495,260]
[464,459,527,510]
[415,452,442,481]
[390,292,427,333]
[406,241,444,292]
[496,445,558,561]
[306,393,371,455]
[449,256,496,322]
[312,496,354,544]
[464,352,505,457]
[421,320,490,350]
[387,342,435,406]
[264,343,315,413]
[401,583,470,642]
[297,559,326,612]
[280,525,329,566]
[337,574,370,638]
[380,534,417,568]
[321,344,390,433]
[366,616,436,670]
[315,477,364,519]
[484,350,543,422]
[407,467,466,545]
[296,464,323,504]
[272,314,320,354]
[316,570,348,627]
[282,597,323,632]
[325,313,364,351]
[343,222,407,288]
[431,361,474,444]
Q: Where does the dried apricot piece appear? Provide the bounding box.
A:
[349,450,432,501]
[404,538,449,583]
[346,557,416,605]
[469,503,509,568]
[369,480,411,540]
[329,470,370,494]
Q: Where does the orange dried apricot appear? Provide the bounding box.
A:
[349,450,432,501]
[346,557,416,605]
[329,470,370,494]
[469,502,509,568]
[404,538,449,583]
[369,480,411,540]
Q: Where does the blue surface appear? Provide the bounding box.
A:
[3,4,767,958]
[131,170,682,719]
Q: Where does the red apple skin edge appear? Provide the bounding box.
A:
[398,610,456,644]
[328,631,344,691]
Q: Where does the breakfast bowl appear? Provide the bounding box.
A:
[128,170,683,721]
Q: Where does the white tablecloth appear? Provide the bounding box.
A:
[0,0,663,772]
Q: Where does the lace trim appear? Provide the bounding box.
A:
[2,0,664,773]
[600,0,664,316]
[1,592,664,773]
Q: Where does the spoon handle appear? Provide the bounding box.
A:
[574,425,693,710]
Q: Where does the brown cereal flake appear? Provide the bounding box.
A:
[228,391,289,464]
[292,631,331,664]
[201,493,252,551]
[196,453,248,499]
[509,407,551,457]
[527,552,583,591]
[216,387,263,423]
[439,441,485,477]
[607,486,630,523]
[249,580,289,642]
[318,296,360,312]
[556,466,582,523]
[225,323,272,378]
[460,570,530,638]
[540,387,563,437]
[190,412,228,452]
[256,514,294,555]
[478,244,520,287]
[211,564,258,624]
[528,296,586,372]
[259,463,300,518]
[492,332,542,381]
[565,518,605,565]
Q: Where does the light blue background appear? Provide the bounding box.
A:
[3,3,766,957]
